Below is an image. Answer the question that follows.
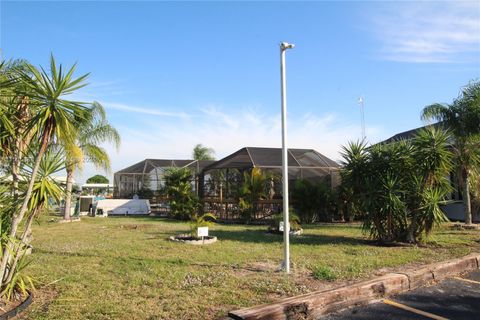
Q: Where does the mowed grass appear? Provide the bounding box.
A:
[20,215,480,319]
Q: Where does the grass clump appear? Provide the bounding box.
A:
[312,265,337,281]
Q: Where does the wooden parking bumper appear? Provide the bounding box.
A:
[228,253,480,320]
[229,274,409,320]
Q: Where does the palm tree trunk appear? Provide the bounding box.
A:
[0,130,50,289]
[11,153,20,198]
[5,207,38,284]
[63,166,74,220]
[12,97,30,199]
[406,210,419,243]
[11,135,25,199]
[463,169,472,225]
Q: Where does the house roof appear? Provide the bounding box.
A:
[115,159,215,175]
[203,147,339,171]
[379,122,446,144]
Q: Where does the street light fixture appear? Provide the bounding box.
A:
[280,41,294,273]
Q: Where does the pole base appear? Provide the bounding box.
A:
[278,260,292,273]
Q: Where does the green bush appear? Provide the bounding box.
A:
[137,188,154,199]
[292,179,336,223]
[268,210,302,232]
[312,265,337,281]
[189,212,216,238]
[164,168,198,220]
[341,127,453,243]
[237,168,269,223]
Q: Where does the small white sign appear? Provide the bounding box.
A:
[279,222,289,232]
[197,227,209,237]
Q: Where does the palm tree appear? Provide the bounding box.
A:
[470,169,480,218]
[422,81,480,224]
[0,55,90,288]
[62,102,120,220]
[0,61,16,151]
[5,149,65,288]
[192,144,215,160]
[340,128,452,243]
[238,167,268,222]
[0,60,33,198]
[164,167,198,220]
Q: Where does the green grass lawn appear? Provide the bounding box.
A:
[20,216,480,320]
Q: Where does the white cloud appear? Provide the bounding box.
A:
[104,102,191,118]
[76,105,383,184]
[369,1,480,63]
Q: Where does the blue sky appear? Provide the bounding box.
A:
[1,1,479,183]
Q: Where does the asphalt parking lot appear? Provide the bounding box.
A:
[323,269,480,319]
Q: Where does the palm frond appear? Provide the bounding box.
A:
[421,103,449,123]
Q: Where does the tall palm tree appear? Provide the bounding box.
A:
[0,55,90,288]
[62,102,120,220]
[422,81,480,224]
[192,144,215,160]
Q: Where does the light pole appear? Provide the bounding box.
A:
[280,41,294,273]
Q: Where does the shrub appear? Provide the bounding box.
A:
[292,179,336,223]
[312,265,337,281]
[137,188,153,199]
[340,127,453,243]
[189,212,216,238]
[269,210,302,232]
[164,168,198,220]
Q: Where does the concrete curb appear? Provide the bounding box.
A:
[228,253,480,320]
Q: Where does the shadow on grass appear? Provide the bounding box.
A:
[210,229,366,246]
[34,248,99,258]
[106,216,180,223]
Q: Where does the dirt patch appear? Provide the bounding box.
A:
[0,296,24,315]
[243,261,279,273]
[17,287,59,319]
[451,223,480,230]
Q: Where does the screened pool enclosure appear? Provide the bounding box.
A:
[113,159,214,198]
[199,147,340,220]
[113,147,340,220]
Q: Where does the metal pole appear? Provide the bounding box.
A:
[280,42,294,273]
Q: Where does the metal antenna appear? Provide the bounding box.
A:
[358,96,366,140]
